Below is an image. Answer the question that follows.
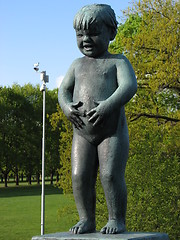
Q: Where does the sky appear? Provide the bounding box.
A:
[0,0,132,90]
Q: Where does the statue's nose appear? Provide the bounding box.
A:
[83,35,91,42]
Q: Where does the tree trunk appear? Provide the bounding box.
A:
[56,173,59,184]
[15,173,19,185]
[36,173,40,185]
[50,172,53,185]
[21,173,23,182]
[28,174,32,185]
[4,173,8,188]
[1,175,3,183]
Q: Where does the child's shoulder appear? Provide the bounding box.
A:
[110,53,129,62]
[110,53,132,68]
[70,57,85,68]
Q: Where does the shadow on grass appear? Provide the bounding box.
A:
[0,184,63,198]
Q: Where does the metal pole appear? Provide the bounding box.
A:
[41,85,46,235]
[34,65,49,236]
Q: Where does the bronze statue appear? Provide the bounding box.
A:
[58,4,137,234]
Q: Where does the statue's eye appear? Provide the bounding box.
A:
[76,34,83,37]
[89,30,101,37]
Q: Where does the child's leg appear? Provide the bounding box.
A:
[98,124,129,234]
[70,133,98,234]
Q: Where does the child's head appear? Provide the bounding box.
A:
[73,4,118,41]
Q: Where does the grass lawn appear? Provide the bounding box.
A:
[0,184,76,240]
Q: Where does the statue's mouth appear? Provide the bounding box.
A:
[83,45,93,51]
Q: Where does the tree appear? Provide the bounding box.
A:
[45,89,60,184]
[0,84,60,186]
[20,84,42,184]
[0,85,36,186]
[49,104,73,191]
[110,0,180,124]
[20,85,59,184]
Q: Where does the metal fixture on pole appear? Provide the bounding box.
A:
[34,63,49,235]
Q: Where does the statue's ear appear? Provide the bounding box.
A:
[109,28,117,41]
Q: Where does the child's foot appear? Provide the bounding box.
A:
[69,219,96,234]
[100,219,126,234]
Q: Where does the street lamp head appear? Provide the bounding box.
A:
[33,63,49,92]
[33,62,39,72]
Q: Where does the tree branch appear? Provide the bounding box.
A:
[130,113,180,122]
[139,46,160,52]
[149,3,180,24]
[161,84,180,93]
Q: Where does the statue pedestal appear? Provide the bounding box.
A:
[32,231,169,240]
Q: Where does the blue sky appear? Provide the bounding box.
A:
[0,0,132,90]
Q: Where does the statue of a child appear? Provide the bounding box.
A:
[58,4,137,234]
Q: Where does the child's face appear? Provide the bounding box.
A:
[75,22,111,58]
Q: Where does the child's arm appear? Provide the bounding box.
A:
[111,55,137,107]
[58,60,84,129]
[87,55,137,126]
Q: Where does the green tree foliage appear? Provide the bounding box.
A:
[20,84,42,184]
[49,104,73,192]
[110,0,180,123]
[46,90,61,184]
[0,85,38,186]
[0,86,30,186]
[49,105,78,225]
[0,84,59,186]
[126,118,179,239]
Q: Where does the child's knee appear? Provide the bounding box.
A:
[100,171,115,185]
[100,170,124,187]
[72,171,89,188]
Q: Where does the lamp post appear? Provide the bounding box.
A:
[34,63,49,235]
[40,71,49,235]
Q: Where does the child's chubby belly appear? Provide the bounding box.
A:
[72,56,126,145]
[72,98,126,145]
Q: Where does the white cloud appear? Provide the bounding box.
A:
[56,75,64,88]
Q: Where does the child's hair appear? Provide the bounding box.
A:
[73,4,118,40]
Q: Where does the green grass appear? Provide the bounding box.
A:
[0,184,76,240]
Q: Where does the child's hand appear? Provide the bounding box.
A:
[87,100,111,126]
[65,101,84,129]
